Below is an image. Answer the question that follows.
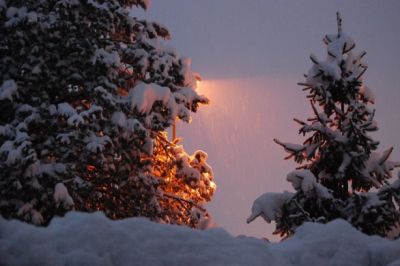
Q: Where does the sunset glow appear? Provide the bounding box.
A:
[2,0,400,255]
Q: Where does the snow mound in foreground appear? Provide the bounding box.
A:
[1,212,399,266]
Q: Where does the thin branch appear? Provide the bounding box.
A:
[356,67,368,81]
[336,11,342,36]
[293,118,307,126]
[163,193,206,212]
[379,147,393,166]
[292,199,312,221]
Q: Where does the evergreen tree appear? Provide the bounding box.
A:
[248,13,400,237]
[0,0,215,228]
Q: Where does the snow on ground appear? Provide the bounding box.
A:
[1,212,400,266]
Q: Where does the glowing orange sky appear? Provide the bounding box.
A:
[178,77,400,240]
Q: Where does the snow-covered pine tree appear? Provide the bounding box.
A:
[0,0,216,228]
[248,13,400,237]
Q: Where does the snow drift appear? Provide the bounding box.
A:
[1,212,400,266]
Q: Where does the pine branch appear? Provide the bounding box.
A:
[163,193,206,212]
[293,118,307,126]
[292,199,312,221]
[381,179,400,203]
[343,42,356,54]
[379,147,393,166]
[310,102,327,126]
[356,67,368,81]
[297,82,311,87]
[336,11,342,36]
[328,51,336,58]
[310,54,319,65]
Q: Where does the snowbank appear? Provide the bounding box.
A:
[1,212,399,266]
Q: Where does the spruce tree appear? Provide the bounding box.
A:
[0,0,215,228]
[248,13,400,237]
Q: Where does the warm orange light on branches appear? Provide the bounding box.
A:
[151,132,215,227]
[117,87,129,96]
[86,165,96,171]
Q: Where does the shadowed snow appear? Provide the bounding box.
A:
[1,212,399,266]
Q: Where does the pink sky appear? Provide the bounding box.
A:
[137,1,400,239]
